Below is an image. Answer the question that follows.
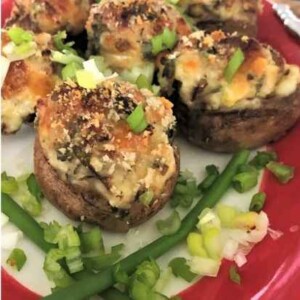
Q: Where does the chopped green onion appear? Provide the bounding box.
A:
[151,28,178,55]
[224,48,245,83]
[6,248,27,271]
[7,27,33,45]
[216,204,238,227]
[14,174,42,217]
[75,69,97,89]
[249,192,266,212]
[79,227,104,254]
[250,151,277,170]
[129,279,152,300]
[187,232,208,257]
[266,161,294,184]
[156,210,181,236]
[169,257,196,282]
[229,265,241,285]
[57,224,81,250]
[171,171,199,208]
[202,227,222,259]
[136,74,152,91]
[126,104,148,133]
[65,247,84,274]
[151,35,164,56]
[53,31,76,54]
[197,208,221,233]
[51,50,84,65]
[133,259,160,288]
[187,256,221,277]
[62,62,82,80]
[198,165,219,191]
[26,173,43,202]
[1,172,18,194]
[232,165,258,193]
[15,42,37,55]
[91,56,112,76]
[162,28,178,49]
[139,190,154,206]
[41,221,62,244]
[44,249,75,288]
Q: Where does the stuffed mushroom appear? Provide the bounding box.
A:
[1,27,58,134]
[5,0,92,35]
[86,0,191,73]
[178,0,261,36]
[34,79,179,232]
[158,30,300,152]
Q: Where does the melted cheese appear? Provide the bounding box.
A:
[275,66,300,97]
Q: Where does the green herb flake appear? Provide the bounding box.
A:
[229,265,241,285]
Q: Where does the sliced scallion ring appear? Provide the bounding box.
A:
[224,48,245,83]
[126,104,148,133]
[7,27,33,45]
[6,248,27,271]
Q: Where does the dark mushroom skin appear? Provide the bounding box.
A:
[178,0,261,36]
[158,30,300,152]
[85,0,191,72]
[5,0,92,35]
[34,79,179,232]
[1,29,58,134]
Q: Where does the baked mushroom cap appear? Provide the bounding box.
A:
[86,0,191,72]
[5,0,92,35]
[35,79,179,231]
[1,29,58,134]
[158,30,300,152]
[178,0,261,36]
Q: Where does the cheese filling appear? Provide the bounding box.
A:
[38,80,177,209]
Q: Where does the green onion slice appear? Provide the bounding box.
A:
[53,31,76,54]
[44,249,74,288]
[156,211,181,236]
[250,151,278,170]
[26,173,43,202]
[62,62,82,80]
[229,265,241,285]
[133,259,160,288]
[79,227,104,254]
[136,74,152,91]
[162,28,178,49]
[6,248,27,271]
[7,27,33,45]
[139,190,154,206]
[51,50,84,65]
[224,48,245,83]
[169,257,196,282]
[249,192,266,212]
[126,104,148,133]
[1,172,18,194]
[266,161,294,184]
[232,165,258,193]
[75,69,97,89]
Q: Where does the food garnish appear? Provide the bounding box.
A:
[6,248,27,271]
[156,211,181,236]
[266,161,295,184]
[250,192,266,212]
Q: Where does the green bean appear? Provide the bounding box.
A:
[2,193,53,253]
[43,150,250,300]
[1,193,129,300]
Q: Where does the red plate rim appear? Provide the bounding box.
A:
[2,1,300,299]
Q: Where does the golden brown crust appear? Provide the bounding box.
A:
[5,0,91,34]
[176,87,300,152]
[34,138,179,232]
